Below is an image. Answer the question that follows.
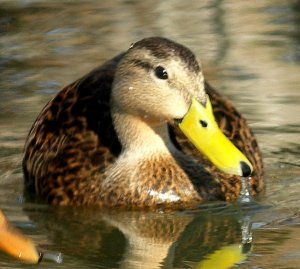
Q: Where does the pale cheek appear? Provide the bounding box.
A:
[136,101,187,123]
[163,100,189,119]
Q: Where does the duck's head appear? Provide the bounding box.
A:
[111,37,252,177]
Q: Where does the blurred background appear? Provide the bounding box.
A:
[0,1,300,268]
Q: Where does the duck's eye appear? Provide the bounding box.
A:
[154,66,168,80]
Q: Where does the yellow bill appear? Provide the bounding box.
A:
[195,244,246,269]
[178,95,253,177]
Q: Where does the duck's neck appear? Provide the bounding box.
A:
[106,106,204,206]
[112,108,175,158]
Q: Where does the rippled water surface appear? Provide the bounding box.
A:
[1,1,300,268]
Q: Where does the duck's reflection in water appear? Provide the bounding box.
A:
[24,205,253,268]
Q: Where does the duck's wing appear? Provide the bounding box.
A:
[169,82,263,201]
[23,54,124,205]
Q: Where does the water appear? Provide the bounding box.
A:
[237,177,254,204]
[1,0,300,268]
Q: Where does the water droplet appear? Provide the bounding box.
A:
[237,177,254,204]
[241,216,252,244]
[40,252,63,264]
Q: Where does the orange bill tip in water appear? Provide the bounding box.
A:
[0,210,40,264]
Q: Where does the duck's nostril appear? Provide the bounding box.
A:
[240,161,252,177]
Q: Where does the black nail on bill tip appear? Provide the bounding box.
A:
[240,161,252,177]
